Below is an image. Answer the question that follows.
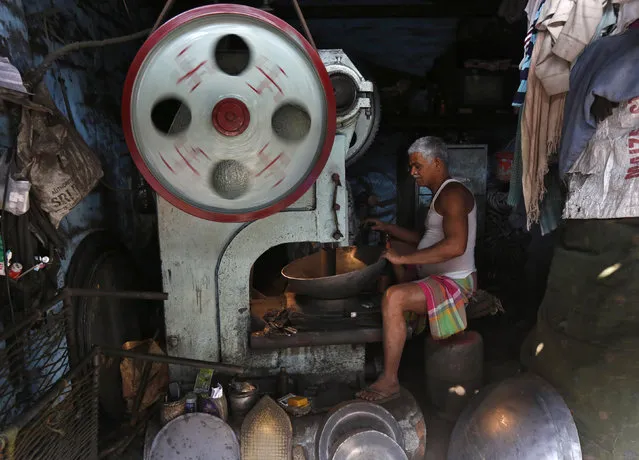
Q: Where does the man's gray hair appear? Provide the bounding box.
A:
[408,136,448,164]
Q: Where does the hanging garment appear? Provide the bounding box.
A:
[559,28,639,176]
[521,39,566,227]
[513,0,547,107]
[612,0,639,34]
[534,0,603,96]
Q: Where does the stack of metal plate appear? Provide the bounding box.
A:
[317,401,407,460]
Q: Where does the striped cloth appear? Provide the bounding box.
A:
[405,272,477,339]
[513,0,546,107]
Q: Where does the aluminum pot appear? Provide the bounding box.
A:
[229,382,259,419]
[282,246,386,300]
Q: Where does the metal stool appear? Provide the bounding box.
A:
[425,330,484,420]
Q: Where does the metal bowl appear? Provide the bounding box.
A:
[447,373,581,460]
[282,246,386,299]
[317,401,404,460]
[332,429,408,460]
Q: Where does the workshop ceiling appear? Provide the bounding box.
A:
[172,0,505,19]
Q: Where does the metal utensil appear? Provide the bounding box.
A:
[282,246,386,299]
[149,413,240,460]
[317,401,404,460]
[332,429,408,460]
[447,373,582,460]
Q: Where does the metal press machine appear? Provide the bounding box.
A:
[122,4,384,381]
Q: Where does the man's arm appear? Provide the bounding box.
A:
[365,219,421,245]
[393,188,468,265]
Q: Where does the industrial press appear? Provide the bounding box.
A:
[122,4,387,381]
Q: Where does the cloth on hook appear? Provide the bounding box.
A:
[592,1,618,39]
[534,0,603,96]
[612,0,639,34]
[521,39,566,228]
[513,0,547,107]
[526,0,548,26]
[558,28,639,176]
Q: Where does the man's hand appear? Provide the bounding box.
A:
[364,218,388,232]
[382,247,403,265]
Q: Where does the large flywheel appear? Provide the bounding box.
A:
[122,4,336,222]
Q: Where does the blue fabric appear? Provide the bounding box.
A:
[559,29,639,177]
[513,0,546,107]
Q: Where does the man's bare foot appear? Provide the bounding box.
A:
[355,377,400,403]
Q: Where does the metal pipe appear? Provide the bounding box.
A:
[150,0,176,35]
[250,327,382,349]
[98,345,249,376]
[0,289,167,342]
[64,288,168,301]
[291,0,317,49]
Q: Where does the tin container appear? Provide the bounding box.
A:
[185,392,197,413]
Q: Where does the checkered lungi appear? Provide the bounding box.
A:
[405,272,477,339]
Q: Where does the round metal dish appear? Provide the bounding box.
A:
[447,373,582,460]
[332,430,408,460]
[149,413,240,460]
[317,401,404,460]
[282,246,386,299]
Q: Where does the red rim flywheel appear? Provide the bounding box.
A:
[122,4,336,222]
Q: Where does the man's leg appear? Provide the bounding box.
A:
[356,281,427,401]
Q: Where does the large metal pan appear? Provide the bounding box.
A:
[282,246,386,299]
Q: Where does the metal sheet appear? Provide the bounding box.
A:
[282,246,386,299]
[447,373,582,460]
[317,401,404,460]
[332,430,408,460]
[149,413,240,460]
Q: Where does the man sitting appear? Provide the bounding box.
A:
[356,136,477,403]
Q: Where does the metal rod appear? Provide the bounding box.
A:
[64,288,168,301]
[291,0,317,49]
[0,288,167,342]
[150,0,176,35]
[250,327,382,349]
[98,346,249,375]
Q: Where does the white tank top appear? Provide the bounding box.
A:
[416,179,476,279]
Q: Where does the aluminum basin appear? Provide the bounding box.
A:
[281,246,386,300]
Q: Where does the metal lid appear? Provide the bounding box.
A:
[149,413,240,460]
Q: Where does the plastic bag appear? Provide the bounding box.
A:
[0,159,30,216]
[16,84,103,227]
[564,97,639,219]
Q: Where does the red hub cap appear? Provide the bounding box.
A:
[212,98,250,136]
